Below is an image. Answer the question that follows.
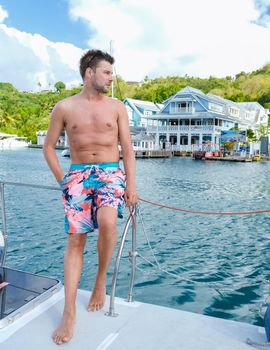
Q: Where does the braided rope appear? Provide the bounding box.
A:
[139,197,270,215]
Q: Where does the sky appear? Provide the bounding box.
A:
[0,0,270,91]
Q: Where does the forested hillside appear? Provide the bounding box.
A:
[0,64,270,143]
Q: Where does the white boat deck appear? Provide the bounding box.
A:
[0,288,266,349]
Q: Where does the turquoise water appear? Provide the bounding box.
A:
[0,148,270,326]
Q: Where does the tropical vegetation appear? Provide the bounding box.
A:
[0,64,270,143]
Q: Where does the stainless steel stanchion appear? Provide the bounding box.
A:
[127,205,137,302]
[106,206,136,317]
[0,182,8,267]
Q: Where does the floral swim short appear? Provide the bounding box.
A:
[61,162,126,234]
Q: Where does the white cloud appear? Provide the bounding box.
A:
[0,22,83,91]
[0,5,8,23]
[254,0,270,28]
[1,0,270,91]
[68,0,270,80]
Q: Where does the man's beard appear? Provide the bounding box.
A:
[99,85,109,93]
[93,80,110,94]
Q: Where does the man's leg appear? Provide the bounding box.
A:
[53,233,87,345]
[88,207,118,311]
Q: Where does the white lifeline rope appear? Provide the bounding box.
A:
[135,204,222,288]
[136,205,270,294]
[136,205,270,347]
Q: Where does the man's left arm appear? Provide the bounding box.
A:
[117,101,138,207]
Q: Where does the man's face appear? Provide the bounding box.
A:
[90,60,113,93]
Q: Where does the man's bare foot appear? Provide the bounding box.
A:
[52,308,75,345]
[87,281,106,312]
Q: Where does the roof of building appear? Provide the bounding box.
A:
[124,98,164,114]
[178,86,205,96]
[206,93,232,105]
[132,132,155,141]
[0,132,17,138]
[237,101,266,111]
[129,126,147,135]
[160,86,267,117]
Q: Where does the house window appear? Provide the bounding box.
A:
[176,102,192,113]
[141,117,147,128]
[209,103,223,113]
[229,107,239,117]
[180,135,188,145]
[179,102,187,108]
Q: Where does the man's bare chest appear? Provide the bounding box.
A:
[65,111,118,135]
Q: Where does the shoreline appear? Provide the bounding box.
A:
[27,144,270,161]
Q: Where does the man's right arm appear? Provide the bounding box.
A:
[43,103,66,184]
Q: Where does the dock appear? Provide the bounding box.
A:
[204,156,253,162]
[173,151,193,157]
[27,145,268,161]
[192,150,260,162]
[132,150,173,158]
[28,144,65,150]
[28,145,173,158]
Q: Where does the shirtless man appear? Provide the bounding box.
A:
[43,49,137,345]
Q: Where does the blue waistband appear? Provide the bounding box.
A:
[70,162,120,170]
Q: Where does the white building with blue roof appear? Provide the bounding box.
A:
[124,98,164,128]
[146,87,269,151]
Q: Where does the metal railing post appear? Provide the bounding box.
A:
[127,205,137,302]
[106,206,135,317]
[0,182,8,266]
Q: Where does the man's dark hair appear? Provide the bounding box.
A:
[79,49,114,79]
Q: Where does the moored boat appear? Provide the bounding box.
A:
[0,181,268,349]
